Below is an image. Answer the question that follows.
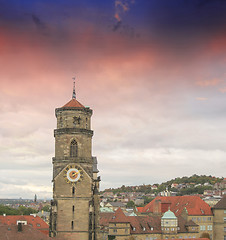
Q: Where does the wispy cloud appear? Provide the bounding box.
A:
[196,97,208,101]
[196,78,222,87]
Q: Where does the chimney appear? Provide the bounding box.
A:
[18,222,22,232]
[153,200,161,215]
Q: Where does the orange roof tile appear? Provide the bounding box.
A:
[109,208,130,223]
[141,196,213,216]
[100,208,196,235]
[62,98,85,108]
[0,215,49,236]
[0,224,52,240]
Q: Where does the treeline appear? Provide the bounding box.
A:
[0,205,38,215]
[103,175,223,195]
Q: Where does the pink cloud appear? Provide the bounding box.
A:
[196,78,222,87]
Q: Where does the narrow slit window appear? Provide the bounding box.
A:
[70,140,78,157]
[72,186,75,195]
[72,205,75,213]
[86,118,88,129]
[71,221,74,230]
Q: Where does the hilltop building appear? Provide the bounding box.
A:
[49,82,100,240]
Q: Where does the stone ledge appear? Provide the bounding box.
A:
[54,128,93,136]
[52,157,93,164]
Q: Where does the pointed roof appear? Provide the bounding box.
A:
[109,208,130,223]
[62,98,85,108]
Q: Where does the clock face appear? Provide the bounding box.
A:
[64,165,83,184]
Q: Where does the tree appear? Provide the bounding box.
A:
[42,205,51,212]
[126,201,135,208]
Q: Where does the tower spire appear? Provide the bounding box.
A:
[72,77,76,99]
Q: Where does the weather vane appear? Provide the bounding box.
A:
[72,77,76,99]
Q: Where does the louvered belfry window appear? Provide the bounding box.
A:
[70,140,78,157]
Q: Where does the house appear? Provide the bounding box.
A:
[100,208,200,240]
[171,183,178,189]
[105,202,127,211]
[151,185,158,190]
[212,195,226,240]
[0,223,53,240]
[136,196,213,239]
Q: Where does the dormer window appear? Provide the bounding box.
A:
[143,227,146,231]
[133,227,136,231]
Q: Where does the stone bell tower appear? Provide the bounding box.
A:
[49,80,100,240]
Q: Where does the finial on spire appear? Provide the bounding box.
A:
[72,77,76,99]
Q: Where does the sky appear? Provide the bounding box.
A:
[0,0,226,199]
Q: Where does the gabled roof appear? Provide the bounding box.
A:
[62,98,85,108]
[0,215,49,236]
[140,196,212,216]
[213,195,226,209]
[100,208,197,235]
[109,208,130,223]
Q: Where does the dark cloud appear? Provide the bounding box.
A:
[113,20,122,31]
[31,14,48,35]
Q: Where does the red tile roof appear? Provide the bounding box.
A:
[100,208,197,235]
[99,212,114,227]
[62,98,85,108]
[0,215,49,236]
[0,224,52,240]
[109,208,130,223]
[140,196,213,216]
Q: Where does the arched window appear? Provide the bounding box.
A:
[70,140,78,157]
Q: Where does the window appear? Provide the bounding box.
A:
[86,118,88,129]
[207,217,212,221]
[224,217,226,223]
[113,229,117,233]
[197,217,201,222]
[70,140,78,157]
[72,205,75,213]
[36,224,40,227]
[59,117,63,127]
[224,210,226,214]
[207,225,212,230]
[200,225,206,231]
[224,227,226,232]
[224,235,226,240]
[71,221,74,230]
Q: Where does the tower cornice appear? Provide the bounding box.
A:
[55,107,92,116]
[54,128,93,137]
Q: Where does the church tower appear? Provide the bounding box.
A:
[49,81,100,240]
